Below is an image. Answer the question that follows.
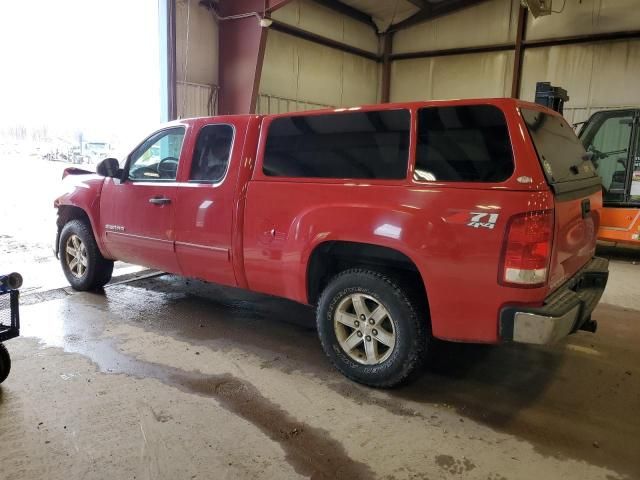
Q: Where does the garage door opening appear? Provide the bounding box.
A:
[0,0,162,293]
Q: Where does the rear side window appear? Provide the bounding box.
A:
[415,105,514,182]
[190,124,234,183]
[263,109,410,179]
[521,109,596,184]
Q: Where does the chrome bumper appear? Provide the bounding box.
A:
[500,257,609,345]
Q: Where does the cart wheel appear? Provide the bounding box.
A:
[0,343,11,384]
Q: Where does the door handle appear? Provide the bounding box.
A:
[581,198,591,218]
[148,196,171,205]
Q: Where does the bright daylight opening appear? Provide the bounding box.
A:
[0,0,161,292]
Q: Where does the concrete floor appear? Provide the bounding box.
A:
[1,255,639,479]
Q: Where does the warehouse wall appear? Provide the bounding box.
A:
[390,0,519,102]
[174,0,639,120]
[176,0,219,118]
[522,0,640,123]
[390,51,514,102]
[389,0,640,122]
[521,40,640,124]
[393,0,519,53]
[258,0,381,114]
[272,0,378,54]
[525,0,640,41]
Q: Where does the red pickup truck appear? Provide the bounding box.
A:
[54,99,609,387]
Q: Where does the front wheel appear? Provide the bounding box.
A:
[316,269,430,388]
[59,219,114,291]
[0,343,11,384]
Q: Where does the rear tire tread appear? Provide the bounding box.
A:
[316,268,430,388]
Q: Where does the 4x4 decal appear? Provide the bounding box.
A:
[468,213,499,229]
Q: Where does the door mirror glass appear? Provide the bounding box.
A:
[96,157,121,178]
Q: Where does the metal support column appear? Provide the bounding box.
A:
[381,32,393,103]
[159,0,177,121]
[511,5,527,99]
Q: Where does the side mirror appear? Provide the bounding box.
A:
[96,158,121,178]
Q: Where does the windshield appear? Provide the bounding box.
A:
[521,109,597,184]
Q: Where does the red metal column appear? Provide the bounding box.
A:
[218,0,292,115]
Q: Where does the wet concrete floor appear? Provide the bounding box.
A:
[0,268,639,479]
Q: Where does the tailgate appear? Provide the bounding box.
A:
[521,109,601,291]
[549,183,600,290]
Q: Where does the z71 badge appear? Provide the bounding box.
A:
[468,213,499,229]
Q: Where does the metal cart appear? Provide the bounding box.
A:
[0,272,22,384]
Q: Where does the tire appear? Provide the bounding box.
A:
[0,343,11,384]
[316,269,430,388]
[59,219,114,291]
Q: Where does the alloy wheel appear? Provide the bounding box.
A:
[333,293,397,365]
[65,234,88,278]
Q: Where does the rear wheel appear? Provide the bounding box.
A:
[0,343,11,384]
[316,269,430,388]
[60,220,114,291]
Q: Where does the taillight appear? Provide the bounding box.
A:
[500,210,554,287]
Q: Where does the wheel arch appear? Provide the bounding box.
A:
[306,240,429,312]
[55,205,105,258]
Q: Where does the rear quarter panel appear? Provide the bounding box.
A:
[243,182,554,342]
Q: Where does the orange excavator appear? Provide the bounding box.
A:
[578,109,640,246]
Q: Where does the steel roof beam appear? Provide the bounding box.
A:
[405,0,429,9]
[311,0,377,30]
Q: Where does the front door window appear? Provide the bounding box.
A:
[128,127,185,181]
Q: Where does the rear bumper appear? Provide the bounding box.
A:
[499,257,609,345]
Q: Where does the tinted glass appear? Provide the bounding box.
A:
[263,109,410,179]
[579,110,634,202]
[129,127,185,181]
[522,109,596,184]
[190,124,234,182]
[415,105,514,182]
